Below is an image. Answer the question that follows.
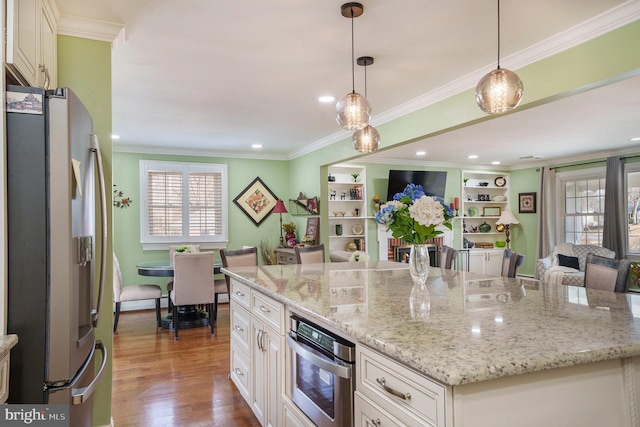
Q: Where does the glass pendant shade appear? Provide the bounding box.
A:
[352,125,380,153]
[475,67,524,114]
[336,92,371,130]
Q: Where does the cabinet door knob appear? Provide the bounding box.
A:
[234,325,244,332]
[234,368,244,377]
[370,419,381,427]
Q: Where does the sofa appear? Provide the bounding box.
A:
[535,243,615,286]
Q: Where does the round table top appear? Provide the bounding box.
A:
[136,261,222,277]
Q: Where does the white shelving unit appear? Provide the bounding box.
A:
[327,165,368,253]
[461,170,510,275]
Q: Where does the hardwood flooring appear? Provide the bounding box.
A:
[111,304,261,426]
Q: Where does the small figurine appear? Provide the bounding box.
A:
[330,189,336,200]
[340,191,346,200]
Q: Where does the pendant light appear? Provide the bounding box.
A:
[353,56,380,153]
[336,3,371,130]
[475,0,524,114]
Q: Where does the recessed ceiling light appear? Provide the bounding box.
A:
[468,155,478,159]
[630,137,640,142]
[251,144,262,149]
[416,151,426,156]
[491,161,500,165]
[111,134,120,139]
[318,96,335,103]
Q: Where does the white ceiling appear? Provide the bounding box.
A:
[54,0,640,168]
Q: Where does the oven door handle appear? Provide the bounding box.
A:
[287,334,351,379]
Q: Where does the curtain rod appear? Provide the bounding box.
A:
[550,154,640,171]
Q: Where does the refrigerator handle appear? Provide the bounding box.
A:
[46,340,108,405]
[90,134,107,327]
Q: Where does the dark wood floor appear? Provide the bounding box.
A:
[111,304,261,426]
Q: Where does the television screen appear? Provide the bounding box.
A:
[386,170,447,201]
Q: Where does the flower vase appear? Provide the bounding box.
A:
[409,244,431,321]
[408,244,430,285]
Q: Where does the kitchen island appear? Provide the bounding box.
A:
[223,261,640,427]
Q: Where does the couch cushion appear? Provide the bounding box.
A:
[558,254,579,269]
[573,245,615,271]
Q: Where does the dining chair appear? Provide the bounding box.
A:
[113,254,162,334]
[170,252,216,340]
[501,250,525,278]
[440,245,458,270]
[584,253,631,293]
[294,244,325,264]
[167,244,201,313]
[218,246,258,321]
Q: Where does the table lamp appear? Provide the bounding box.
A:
[496,210,519,249]
[273,199,288,248]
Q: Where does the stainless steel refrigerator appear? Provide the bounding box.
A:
[6,86,108,426]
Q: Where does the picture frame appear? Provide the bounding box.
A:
[305,217,319,245]
[482,206,501,217]
[519,192,537,213]
[233,177,278,226]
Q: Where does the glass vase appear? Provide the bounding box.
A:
[409,244,431,321]
[409,243,430,286]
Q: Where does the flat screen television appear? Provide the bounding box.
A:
[386,170,447,201]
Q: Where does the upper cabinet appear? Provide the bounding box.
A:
[6,0,58,89]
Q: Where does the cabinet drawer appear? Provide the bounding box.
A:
[230,279,251,310]
[358,345,446,427]
[230,343,251,403]
[355,391,407,427]
[252,292,284,334]
[276,250,297,265]
[230,302,251,355]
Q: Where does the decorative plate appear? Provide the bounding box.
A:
[492,195,507,202]
[467,206,479,217]
[494,176,506,187]
[352,224,363,235]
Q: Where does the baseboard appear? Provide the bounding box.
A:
[115,294,229,312]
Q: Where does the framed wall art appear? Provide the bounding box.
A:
[233,177,278,226]
[519,192,537,213]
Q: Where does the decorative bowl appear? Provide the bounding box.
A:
[495,241,507,248]
[478,181,489,187]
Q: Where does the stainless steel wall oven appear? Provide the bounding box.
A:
[287,314,356,427]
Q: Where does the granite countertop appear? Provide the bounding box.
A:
[0,334,19,359]
[222,261,640,386]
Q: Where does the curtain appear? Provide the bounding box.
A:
[603,156,627,259]
[537,167,557,258]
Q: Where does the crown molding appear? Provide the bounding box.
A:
[113,142,289,161]
[56,15,123,43]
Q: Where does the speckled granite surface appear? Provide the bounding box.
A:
[223,261,640,386]
[0,335,18,359]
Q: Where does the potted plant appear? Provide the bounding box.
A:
[351,173,360,182]
[282,221,297,242]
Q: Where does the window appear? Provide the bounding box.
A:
[557,168,605,246]
[140,160,228,249]
[627,165,640,255]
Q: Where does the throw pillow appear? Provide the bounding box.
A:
[558,254,580,270]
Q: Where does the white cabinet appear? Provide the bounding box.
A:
[467,249,504,276]
[229,279,284,427]
[356,345,447,427]
[6,0,57,88]
[328,165,368,253]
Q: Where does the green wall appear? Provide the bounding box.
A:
[113,152,293,289]
[57,35,113,426]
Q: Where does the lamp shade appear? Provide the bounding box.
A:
[273,199,288,214]
[352,125,380,153]
[336,93,371,130]
[496,209,519,225]
[475,67,524,114]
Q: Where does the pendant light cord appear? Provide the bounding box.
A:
[497,0,501,69]
[350,6,356,94]
[364,62,368,97]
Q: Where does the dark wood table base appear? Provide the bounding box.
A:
[161,306,210,329]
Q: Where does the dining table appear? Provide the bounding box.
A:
[136,260,223,329]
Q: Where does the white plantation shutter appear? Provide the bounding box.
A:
[140,160,228,249]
